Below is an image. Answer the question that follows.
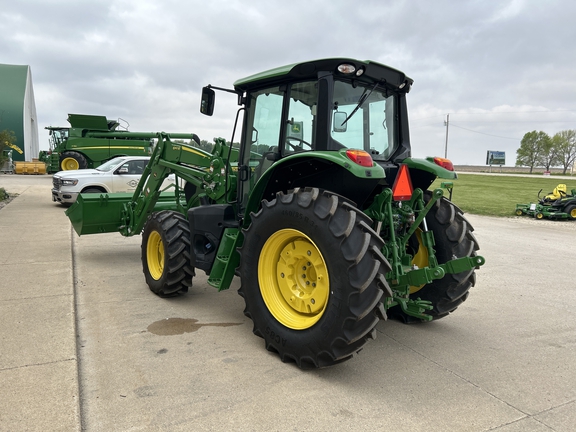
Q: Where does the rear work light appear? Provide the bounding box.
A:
[432,157,454,171]
[392,164,414,201]
[346,149,374,168]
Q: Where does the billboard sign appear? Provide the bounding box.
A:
[486,150,505,166]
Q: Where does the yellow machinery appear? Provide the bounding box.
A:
[14,159,47,175]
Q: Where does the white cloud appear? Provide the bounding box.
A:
[1,0,575,165]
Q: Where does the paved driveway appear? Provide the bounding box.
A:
[1,174,575,431]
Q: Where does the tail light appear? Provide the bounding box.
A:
[432,157,454,171]
[346,149,373,167]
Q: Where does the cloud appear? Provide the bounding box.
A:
[1,0,576,165]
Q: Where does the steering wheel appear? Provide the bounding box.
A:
[285,137,312,151]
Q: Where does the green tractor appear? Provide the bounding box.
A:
[45,114,154,172]
[66,58,485,368]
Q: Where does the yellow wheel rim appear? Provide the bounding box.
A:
[258,229,329,330]
[570,208,576,218]
[536,213,543,219]
[61,157,79,170]
[409,229,428,294]
[147,231,164,280]
[515,209,523,216]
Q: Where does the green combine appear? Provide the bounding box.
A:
[45,114,155,172]
[66,58,485,368]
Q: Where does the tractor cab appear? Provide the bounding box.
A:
[203,58,415,215]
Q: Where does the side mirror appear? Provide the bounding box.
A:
[333,111,347,133]
[117,167,129,174]
[200,87,215,116]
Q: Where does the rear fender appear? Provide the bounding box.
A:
[242,150,385,226]
[390,157,457,192]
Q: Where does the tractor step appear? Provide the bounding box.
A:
[208,228,240,291]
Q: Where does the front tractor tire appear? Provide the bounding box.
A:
[239,188,392,369]
[390,192,480,323]
[60,151,88,171]
[141,211,194,297]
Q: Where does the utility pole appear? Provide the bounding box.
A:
[444,114,450,158]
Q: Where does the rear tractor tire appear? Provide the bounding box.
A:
[60,151,88,171]
[238,187,392,368]
[390,191,480,323]
[141,211,194,297]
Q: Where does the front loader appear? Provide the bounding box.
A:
[66,58,485,368]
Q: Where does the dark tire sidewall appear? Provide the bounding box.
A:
[240,188,387,366]
[141,211,192,296]
[242,203,352,351]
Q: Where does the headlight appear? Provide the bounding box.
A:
[61,179,78,186]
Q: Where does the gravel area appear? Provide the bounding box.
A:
[502,214,576,230]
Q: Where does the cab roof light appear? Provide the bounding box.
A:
[346,149,374,168]
[392,164,414,201]
[337,63,356,74]
[433,157,454,171]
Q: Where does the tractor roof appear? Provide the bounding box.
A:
[233,58,413,92]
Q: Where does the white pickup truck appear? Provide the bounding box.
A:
[52,156,171,206]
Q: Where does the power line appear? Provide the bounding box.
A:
[449,123,521,140]
[411,110,576,123]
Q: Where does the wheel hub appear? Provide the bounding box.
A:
[62,157,79,170]
[147,231,165,280]
[259,229,329,330]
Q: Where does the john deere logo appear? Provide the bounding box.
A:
[291,124,301,133]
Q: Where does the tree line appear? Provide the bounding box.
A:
[516,130,576,174]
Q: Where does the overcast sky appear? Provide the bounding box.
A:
[2,0,576,165]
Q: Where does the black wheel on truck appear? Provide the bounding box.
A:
[238,187,392,368]
[141,211,194,297]
[389,191,480,323]
[60,151,88,170]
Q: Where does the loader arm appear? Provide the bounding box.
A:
[66,134,238,237]
[119,133,210,236]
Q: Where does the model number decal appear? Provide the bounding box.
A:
[281,210,317,229]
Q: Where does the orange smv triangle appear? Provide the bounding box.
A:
[392,164,414,201]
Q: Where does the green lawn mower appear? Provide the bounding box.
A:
[515,184,576,220]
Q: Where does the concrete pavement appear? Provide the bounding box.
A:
[0,174,79,431]
[1,174,575,431]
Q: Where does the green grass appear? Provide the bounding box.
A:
[431,174,576,217]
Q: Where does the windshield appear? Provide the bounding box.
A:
[331,80,397,160]
[48,129,68,149]
[96,157,131,172]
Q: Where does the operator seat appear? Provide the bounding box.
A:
[543,184,567,202]
[255,146,280,180]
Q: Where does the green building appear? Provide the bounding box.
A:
[0,63,39,161]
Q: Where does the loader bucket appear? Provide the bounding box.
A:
[66,192,181,236]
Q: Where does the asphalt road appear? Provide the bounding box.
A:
[1,174,575,431]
